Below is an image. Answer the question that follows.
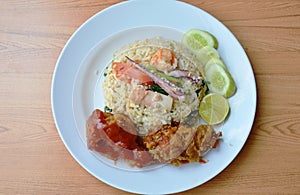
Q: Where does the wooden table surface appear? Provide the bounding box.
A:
[1,0,299,194]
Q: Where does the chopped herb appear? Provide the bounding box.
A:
[203,80,210,85]
[201,80,210,95]
[104,106,112,112]
[103,72,107,77]
[170,43,175,50]
[149,84,168,95]
[205,89,209,95]
[196,80,209,97]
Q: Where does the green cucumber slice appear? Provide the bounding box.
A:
[182,29,218,52]
[205,57,227,70]
[204,63,236,98]
[197,46,220,65]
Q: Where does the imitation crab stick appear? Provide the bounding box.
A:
[112,61,153,85]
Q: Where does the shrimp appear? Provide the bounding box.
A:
[150,49,177,73]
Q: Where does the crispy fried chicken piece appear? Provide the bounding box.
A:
[143,121,198,163]
[143,123,221,166]
[170,125,221,166]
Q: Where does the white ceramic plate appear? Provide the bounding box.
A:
[51,0,257,194]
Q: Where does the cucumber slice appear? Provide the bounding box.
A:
[204,63,236,98]
[182,29,218,53]
[197,46,220,65]
[205,57,227,70]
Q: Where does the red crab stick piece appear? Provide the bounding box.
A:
[112,61,154,85]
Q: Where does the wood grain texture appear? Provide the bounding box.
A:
[1,0,299,194]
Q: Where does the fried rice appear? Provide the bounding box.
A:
[102,37,205,135]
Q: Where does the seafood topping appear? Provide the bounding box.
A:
[167,69,202,84]
[126,56,186,100]
[129,86,173,112]
[150,49,177,73]
[112,61,154,85]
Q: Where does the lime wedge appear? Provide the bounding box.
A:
[199,93,230,125]
[204,63,236,98]
[182,29,218,53]
[205,57,226,69]
[197,46,220,65]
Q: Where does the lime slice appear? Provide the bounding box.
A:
[199,93,230,125]
[204,63,236,98]
[197,46,220,65]
[205,57,226,69]
[182,29,218,53]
